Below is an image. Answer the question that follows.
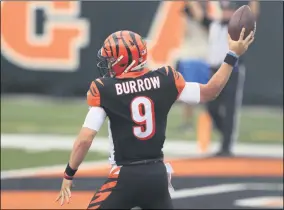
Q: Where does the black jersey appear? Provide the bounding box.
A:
[87,66,185,165]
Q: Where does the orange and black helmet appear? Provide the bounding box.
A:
[97,30,147,77]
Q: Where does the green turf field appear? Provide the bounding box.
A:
[1,97,283,143]
[1,97,282,171]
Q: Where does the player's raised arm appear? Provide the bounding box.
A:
[177,28,254,104]
[199,28,254,103]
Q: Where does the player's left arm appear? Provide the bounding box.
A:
[56,81,106,206]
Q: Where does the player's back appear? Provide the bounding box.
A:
[87,66,184,165]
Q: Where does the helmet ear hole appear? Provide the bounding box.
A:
[120,64,126,67]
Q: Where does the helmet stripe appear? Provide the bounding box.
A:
[129,31,141,63]
[107,39,114,57]
[120,31,132,67]
[102,43,109,57]
[135,34,145,50]
[111,33,119,57]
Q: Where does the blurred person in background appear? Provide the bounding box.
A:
[185,0,259,156]
[175,1,210,133]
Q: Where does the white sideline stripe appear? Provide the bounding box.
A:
[171,183,283,199]
[1,160,110,180]
[1,134,283,157]
[171,183,246,199]
[235,196,283,208]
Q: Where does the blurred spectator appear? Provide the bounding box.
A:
[184,1,260,156]
[176,1,210,133]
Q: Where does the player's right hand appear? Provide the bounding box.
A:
[228,28,254,56]
[55,178,73,206]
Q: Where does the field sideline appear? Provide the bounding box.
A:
[2,134,283,156]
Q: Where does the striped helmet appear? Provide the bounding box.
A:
[97,30,147,77]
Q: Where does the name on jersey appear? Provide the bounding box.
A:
[115,76,160,95]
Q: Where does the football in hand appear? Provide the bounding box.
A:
[228,5,256,41]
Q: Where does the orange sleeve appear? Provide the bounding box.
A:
[87,81,101,107]
[167,66,186,95]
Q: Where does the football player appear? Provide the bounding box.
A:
[56,29,254,209]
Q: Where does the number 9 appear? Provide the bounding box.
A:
[130,96,155,141]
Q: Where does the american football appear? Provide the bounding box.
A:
[228,5,256,41]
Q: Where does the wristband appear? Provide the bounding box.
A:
[64,163,77,179]
[224,51,239,67]
[228,50,239,58]
[64,172,74,180]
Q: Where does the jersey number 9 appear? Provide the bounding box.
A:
[130,96,155,141]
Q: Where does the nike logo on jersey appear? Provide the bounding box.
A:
[115,76,160,95]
